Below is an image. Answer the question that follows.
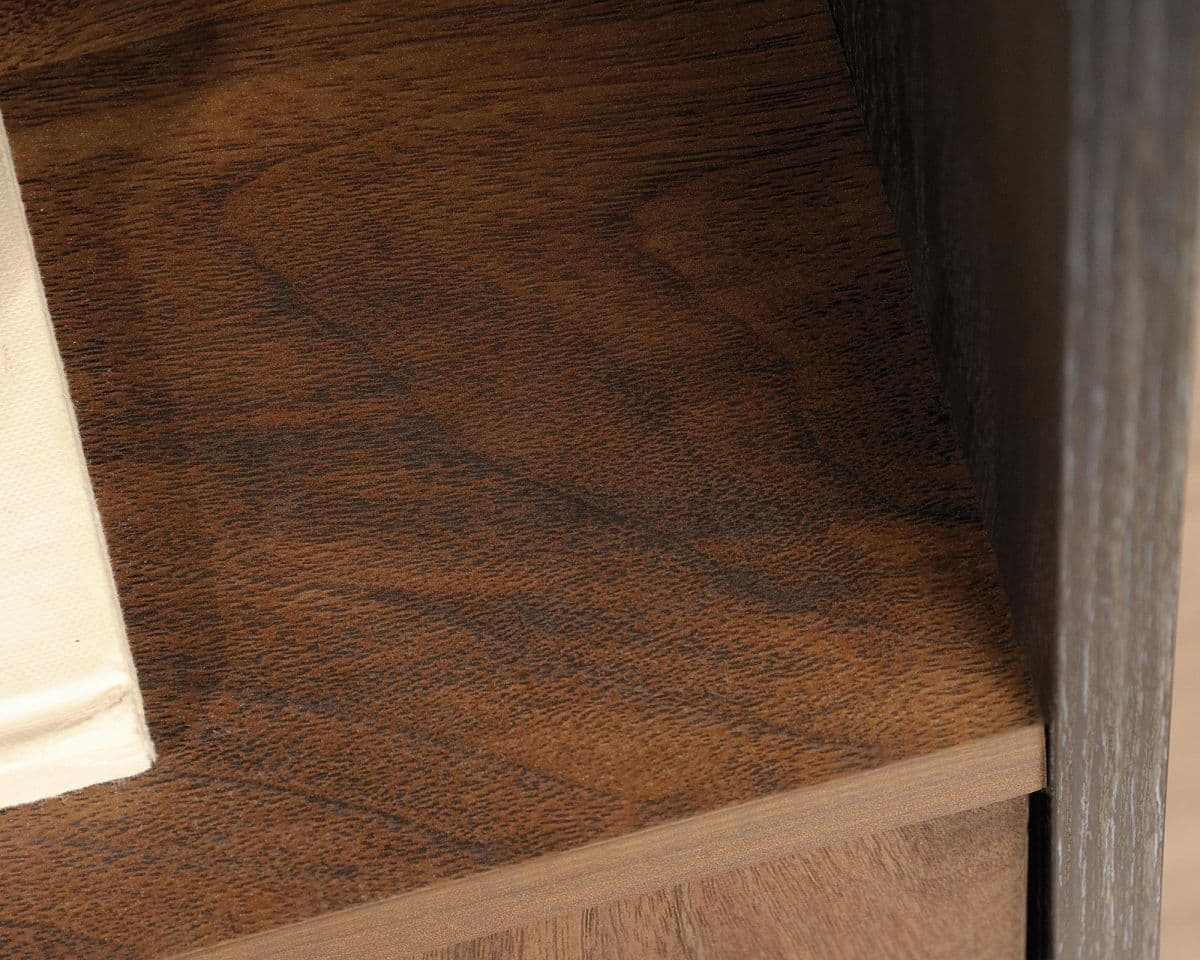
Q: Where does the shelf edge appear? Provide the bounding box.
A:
[171,722,1046,959]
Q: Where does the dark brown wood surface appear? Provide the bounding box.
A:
[827,0,1200,956]
[171,727,1043,959]
[419,797,1029,960]
[0,2,1037,957]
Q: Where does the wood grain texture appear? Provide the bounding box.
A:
[0,2,1038,957]
[171,727,1043,959]
[827,0,1200,956]
[420,797,1029,960]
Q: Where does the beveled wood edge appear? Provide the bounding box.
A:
[169,723,1046,959]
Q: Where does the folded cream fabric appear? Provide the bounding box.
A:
[0,112,153,809]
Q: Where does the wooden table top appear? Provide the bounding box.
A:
[0,1,1039,957]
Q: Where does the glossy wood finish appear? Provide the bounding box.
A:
[0,2,1038,957]
[828,1,1200,955]
[420,797,1029,960]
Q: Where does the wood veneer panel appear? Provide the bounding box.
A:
[420,797,1029,960]
[0,2,1038,957]
[827,1,1200,955]
[1161,327,1200,956]
[172,728,1043,959]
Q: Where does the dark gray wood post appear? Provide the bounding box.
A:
[826,1,1200,954]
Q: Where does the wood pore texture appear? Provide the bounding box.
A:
[827,1,1200,956]
[0,2,1039,958]
[421,798,1029,960]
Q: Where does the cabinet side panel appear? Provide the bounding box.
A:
[827,0,1200,956]
[823,0,1066,759]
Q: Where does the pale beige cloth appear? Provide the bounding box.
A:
[0,113,153,808]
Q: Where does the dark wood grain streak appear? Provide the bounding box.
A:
[0,2,1037,957]
[827,0,1200,955]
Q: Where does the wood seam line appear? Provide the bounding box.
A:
[171,722,1046,960]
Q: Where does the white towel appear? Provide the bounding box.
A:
[0,112,153,809]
